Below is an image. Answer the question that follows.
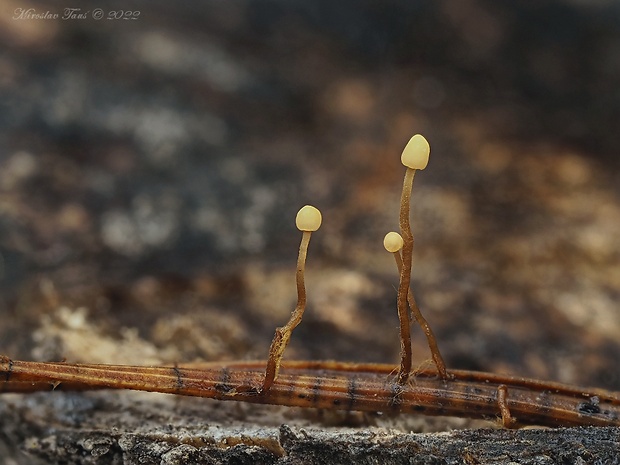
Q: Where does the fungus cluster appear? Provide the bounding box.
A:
[262,134,448,392]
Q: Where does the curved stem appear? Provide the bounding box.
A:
[393,252,449,380]
[262,231,311,392]
[396,168,415,385]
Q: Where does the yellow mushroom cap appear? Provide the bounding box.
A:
[296,205,322,231]
[383,231,404,253]
[401,134,430,170]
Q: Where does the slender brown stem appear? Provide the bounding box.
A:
[392,252,449,380]
[262,230,312,392]
[497,384,516,428]
[396,168,415,385]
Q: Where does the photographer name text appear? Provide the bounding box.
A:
[13,8,140,21]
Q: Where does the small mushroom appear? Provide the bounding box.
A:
[295,205,322,232]
[395,134,430,385]
[262,205,322,392]
[401,134,430,170]
[383,231,404,253]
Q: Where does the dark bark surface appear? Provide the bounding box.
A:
[2,1,620,463]
[2,390,620,464]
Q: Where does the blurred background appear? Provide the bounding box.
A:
[1,0,620,425]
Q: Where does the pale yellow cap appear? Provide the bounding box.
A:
[296,205,322,231]
[401,134,430,170]
[383,231,404,252]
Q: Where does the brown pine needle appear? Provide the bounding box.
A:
[2,356,619,428]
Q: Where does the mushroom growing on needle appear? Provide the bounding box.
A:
[262,205,322,392]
